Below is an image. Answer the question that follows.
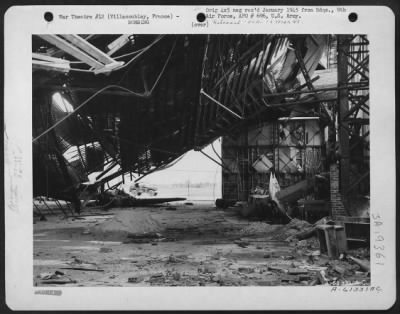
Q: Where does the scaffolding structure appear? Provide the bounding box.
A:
[221,34,370,218]
[337,35,370,214]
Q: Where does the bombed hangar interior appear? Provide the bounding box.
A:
[32,34,370,286]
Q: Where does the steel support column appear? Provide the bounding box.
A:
[337,35,352,212]
[336,35,370,215]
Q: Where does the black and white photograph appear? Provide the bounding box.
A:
[3,5,396,311]
[31,33,371,287]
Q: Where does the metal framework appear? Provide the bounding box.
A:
[219,35,332,201]
[222,118,324,201]
[220,34,370,212]
[32,34,364,213]
[337,35,370,213]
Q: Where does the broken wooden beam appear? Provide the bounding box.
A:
[347,255,370,272]
[60,267,104,272]
[39,34,104,69]
[32,60,70,73]
[60,34,116,65]
[40,279,77,284]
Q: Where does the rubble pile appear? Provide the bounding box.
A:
[122,247,371,287]
[237,222,278,236]
[90,210,162,240]
[270,218,312,241]
[34,205,370,287]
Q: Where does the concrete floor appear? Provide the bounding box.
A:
[33,202,370,287]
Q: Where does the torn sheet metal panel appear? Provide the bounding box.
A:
[252,154,273,173]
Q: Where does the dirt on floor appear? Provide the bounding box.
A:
[33,202,370,287]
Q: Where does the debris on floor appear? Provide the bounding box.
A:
[38,270,65,280]
[99,247,113,253]
[165,207,177,211]
[37,270,77,285]
[90,210,162,241]
[34,203,370,287]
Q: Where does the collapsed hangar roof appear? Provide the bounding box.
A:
[32,34,338,200]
